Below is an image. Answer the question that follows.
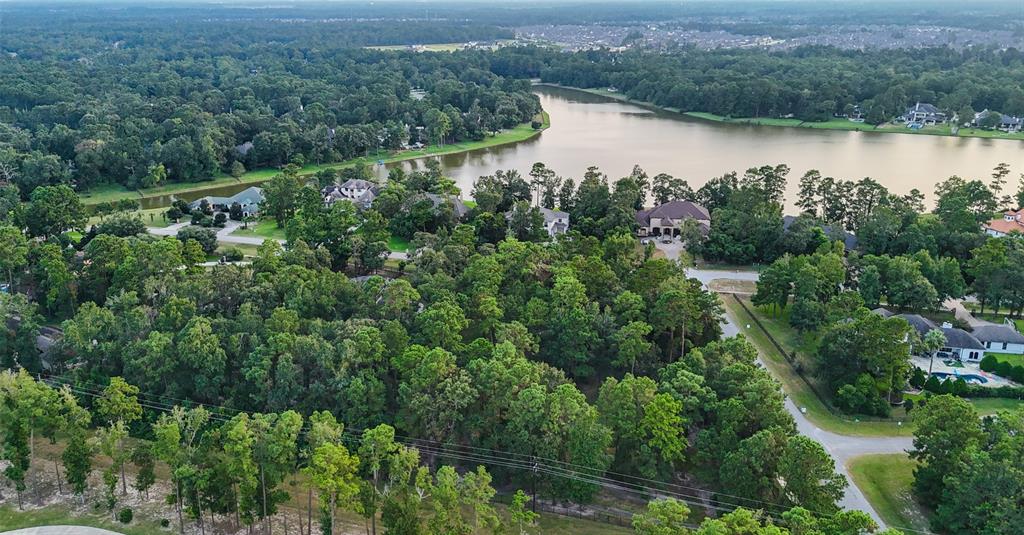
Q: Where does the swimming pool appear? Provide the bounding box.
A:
[931,372,989,384]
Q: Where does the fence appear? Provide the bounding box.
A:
[729,293,910,424]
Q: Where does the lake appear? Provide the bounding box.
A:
[153,85,1024,210]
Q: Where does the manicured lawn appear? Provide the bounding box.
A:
[989,352,1024,367]
[231,218,287,241]
[388,235,410,252]
[89,208,176,229]
[80,116,549,207]
[0,504,166,535]
[847,454,932,534]
[721,296,913,436]
[967,397,1024,416]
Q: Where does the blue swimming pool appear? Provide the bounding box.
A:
[931,372,989,384]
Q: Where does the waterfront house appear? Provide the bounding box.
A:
[972,110,1023,132]
[970,324,1024,355]
[504,206,570,237]
[983,209,1024,238]
[188,186,263,217]
[635,200,710,237]
[900,102,945,125]
[322,179,381,209]
[872,310,985,362]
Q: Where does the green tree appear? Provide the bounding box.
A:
[612,321,654,374]
[910,395,983,507]
[305,443,361,535]
[0,224,28,289]
[261,165,305,225]
[24,184,86,237]
[632,497,691,535]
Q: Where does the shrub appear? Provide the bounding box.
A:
[118,507,133,524]
[160,519,170,528]
[903,397,915,412]
[95,214,147,237]
[223,247,244,261]
[834,384,864,414]
[909,367,927,389]
[980,354,998,372]
[176,226,218,254]
[214,212,227,227]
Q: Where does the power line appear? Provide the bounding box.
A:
[38,373,936,535]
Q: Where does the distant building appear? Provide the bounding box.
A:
[872,310,985,362]
[189,186,263,217]
[782,215,858,250]
[972,109,1022,132]
[419,193,471,220]
[234,141,254,157]
[322,179,381,209]
[900,102,946,125]
[635,200,710,237]
[983,209,1024,238]
[504,206,570,237]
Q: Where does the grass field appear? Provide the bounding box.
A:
[721,295,914,436]
[80,114,550,207]
[89,208,176,229]
[230,218,287,241]
[847,454,932,534]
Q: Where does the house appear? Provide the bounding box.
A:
[970,324,1024,355]
[939,322,986,362]
[972,110,1023,132]
[416,193,470,220]
[983,209,1024,237]
[188,186,263,217]
[900,102,946,125]
[504,206,570,237]
[234,141,254,157]
[322,179,381,209]
[872,310,985,361]
[635,200,710,237]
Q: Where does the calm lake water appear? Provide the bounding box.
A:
[149,85,1024,210]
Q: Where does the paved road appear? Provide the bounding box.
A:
[685,259,910,528]
[2,527,123,535]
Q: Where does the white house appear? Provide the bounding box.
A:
[939,322,986,362]
[900,102,946,126]
[188,186,263,217]
[539,207,569,236]
[970,324,1024,355]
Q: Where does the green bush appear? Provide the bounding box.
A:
[909,367,927,389]
[118,507,133,524]
[160,519,170,528]
[223,247,244,261]
[980,354,998,372]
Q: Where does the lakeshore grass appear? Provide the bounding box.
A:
[81,114,549,207]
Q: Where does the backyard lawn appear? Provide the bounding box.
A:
[388,235,411,252]
[989,352,1024,367]
[89,207,176,229]
[0,504,167,535]
[847,454,932,534]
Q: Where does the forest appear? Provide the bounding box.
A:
[490,45,1024,123]
[0,11,537,193]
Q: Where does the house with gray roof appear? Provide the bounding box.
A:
[872,310,985,361]
[189,186,263,217]
[420,193,470,220]
[900,102,946,125]
[635,200,710,238]
[970,324,1024,355]
[322,179,381,209]
[503,206,570,237]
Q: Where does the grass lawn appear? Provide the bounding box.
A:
[81,115,550,207]
[89,208,176,229]
[721,296,913,436]
[388,235,411,252]
[989,352,1024,367]
[967,397,1024,416]
[230,218,287,241]
[847,454,932,533]
[0,504,166,535]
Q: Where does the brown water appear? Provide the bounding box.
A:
[144,85,1024,210]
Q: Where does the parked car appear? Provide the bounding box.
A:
[936,350,953,359]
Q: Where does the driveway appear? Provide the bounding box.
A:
[2,524,123,528]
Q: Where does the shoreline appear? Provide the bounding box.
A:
[81,111,550,207]
[538,83,1024,142]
